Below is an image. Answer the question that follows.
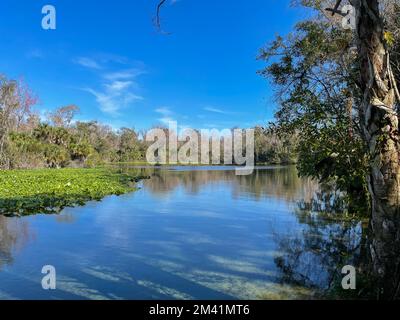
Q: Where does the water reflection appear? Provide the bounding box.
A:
[0,166,363,299]
[0,216,31,270]
[273,190,367,297]
[122,165,315,202]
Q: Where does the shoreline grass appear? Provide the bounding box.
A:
[0,168,147,217]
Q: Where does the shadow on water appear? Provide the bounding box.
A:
[0,166,366,300]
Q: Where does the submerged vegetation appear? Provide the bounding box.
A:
[0,168,147,216]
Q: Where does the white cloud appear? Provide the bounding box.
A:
[155,107,177,126]
[75,57,102,69]
[84,70,144,115]
[104,69,145,81]
[105,80,133,92]
[76,55,146,116]
[204,106,227,114]
[155,107,172,116]
[159,117,175,126]
[85,81,143,116]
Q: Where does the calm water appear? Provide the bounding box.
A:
[0,166,362,300]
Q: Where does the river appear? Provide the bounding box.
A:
[0,166,363,299]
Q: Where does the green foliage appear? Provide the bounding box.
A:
[254,126,298,164]
[42,144,70,168]
[6,120,148,169]
[0,168,144,216]
[258,14,369,213]
[0,75,150,170]
[69,142,93,162]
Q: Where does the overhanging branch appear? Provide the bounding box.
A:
[155,0,170,34]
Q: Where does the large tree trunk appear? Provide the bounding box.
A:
[355,0,400,299]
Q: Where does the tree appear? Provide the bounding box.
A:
[0,77,18,168]
[15,79,38,131]
[48,105,79,128]
[260,0,400,298]
[118,128,143,162]
[0,76,37,168]
[353,0,400,299]
[259,8,370,210]
[253,126,298,164]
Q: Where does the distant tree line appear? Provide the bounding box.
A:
[253,126,298,165]
[0,75,147,169]
[0,74,297,169]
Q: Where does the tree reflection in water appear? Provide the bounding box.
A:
[0,166,370,299]
[122,165,369,297]
[120,165,308,202]
[0,216,30,270]
[273,184,369,298]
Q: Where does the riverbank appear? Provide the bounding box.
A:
[0,168,147,217]
[110,161,298,166]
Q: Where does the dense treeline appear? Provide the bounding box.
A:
[0,75,297,169]
[9,121,148,169]
[0,76,147,169]
[254,126,298,165]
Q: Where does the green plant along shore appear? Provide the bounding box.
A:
[0,168,146,216]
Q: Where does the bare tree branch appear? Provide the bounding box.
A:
[326,0,343,16]
[155,0,171,34]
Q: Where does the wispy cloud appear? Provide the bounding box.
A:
[203,106,227,114]
[74,57,102,69]
[155,107,172,116]
[85,83,143,116]
[159,117,175,126]
[103,69,145,81]
[155,107,175,125]
[77,55,145,116]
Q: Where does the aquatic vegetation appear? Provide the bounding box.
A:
[0,168,146,216]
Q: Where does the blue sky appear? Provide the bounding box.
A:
[0,0,307,130]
